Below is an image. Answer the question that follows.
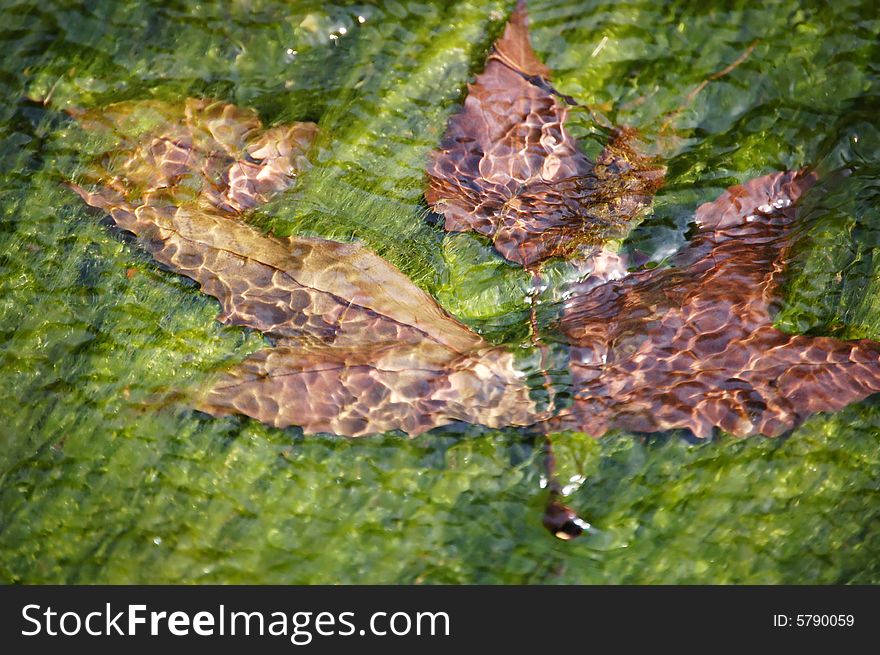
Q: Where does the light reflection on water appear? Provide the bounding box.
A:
[0,0,879,583]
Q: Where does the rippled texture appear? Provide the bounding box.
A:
[66,16,880,445]
[556,170,880,437]
[2,0,880,583]
[426,3,664,267]
[68,97,537,437]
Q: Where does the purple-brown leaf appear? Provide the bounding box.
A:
[426,2,664,267]
[550,171,880,438]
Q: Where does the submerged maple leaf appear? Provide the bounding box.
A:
[69,97,540,437]
[65,3,880,541]
[66,2,880,445]
[425,2,665,268]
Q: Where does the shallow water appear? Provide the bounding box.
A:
[1,0,880,583]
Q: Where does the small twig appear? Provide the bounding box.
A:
[41,73,65,107]
[526,267,556,411]
[660,39,759,132]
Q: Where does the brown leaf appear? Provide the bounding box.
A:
[69,98,541,436]
[425,2,664,267]
[200,339,538,437]
[551,171,880,438]
[70,98,318,215]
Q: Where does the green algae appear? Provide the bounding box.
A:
[1,0,880,583]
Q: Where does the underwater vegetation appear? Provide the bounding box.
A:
[69,4,880,444]
[2,0,880,581]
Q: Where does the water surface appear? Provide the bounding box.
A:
[1,0,879,583]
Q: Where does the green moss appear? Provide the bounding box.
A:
[1,0,880,583]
